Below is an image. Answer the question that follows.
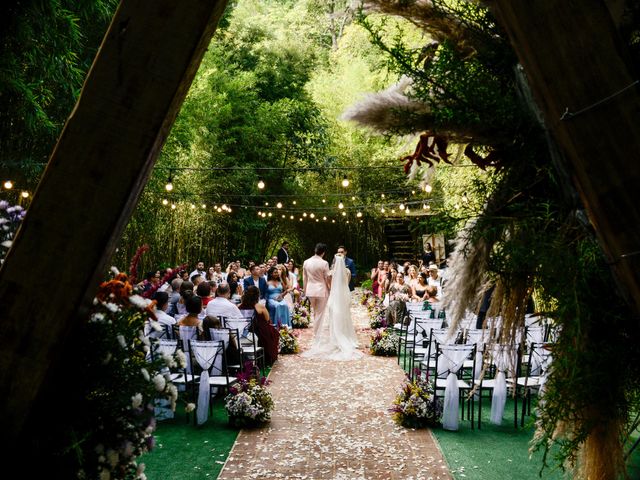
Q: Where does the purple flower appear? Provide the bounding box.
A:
[0,201,7,210]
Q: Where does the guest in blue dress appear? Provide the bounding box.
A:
[266,266,292,327]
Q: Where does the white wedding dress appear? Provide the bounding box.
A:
[302,255,363,361]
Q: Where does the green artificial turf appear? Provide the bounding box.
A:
[141,399,239,479]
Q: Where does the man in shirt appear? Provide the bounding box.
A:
[243,264,268,299]
[189,261,206,282]
[205,283,242,319]
[277,241,290,265]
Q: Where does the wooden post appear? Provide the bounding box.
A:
[0,0,227,438]
[488,0,640,315]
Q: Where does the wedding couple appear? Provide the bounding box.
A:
[301,243,363,361]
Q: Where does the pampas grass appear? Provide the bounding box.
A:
[341,75,431,133]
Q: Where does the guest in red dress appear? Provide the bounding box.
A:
[239,286,279,366]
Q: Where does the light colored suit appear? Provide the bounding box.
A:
[303,254,330,334]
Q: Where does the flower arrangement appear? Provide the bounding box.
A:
[369,304,388,329]
[370,327,399,356]
[60,266,186,480]
[279,325,300,353]
[291,302,310,328]
[390,371,442,429]
[224,363,274,427]
[0,200,26,263]
[392,292,411,303]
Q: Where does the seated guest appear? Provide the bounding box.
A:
[427,264,443,297]
[167,277,183,316]
[238,286,279,366]
[196,282,213,307]
[227,271,243,303]
[411,273,429,302]
[205,282,242,320]
[266,266,292,327]
[176,280,195,316]
[276,264,294,312]
[146,291,175,338]
[177,295,203,332]
[425,285,440,303]
[243,264,267,300]
[191,273,204,287]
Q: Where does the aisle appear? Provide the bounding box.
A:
[217,294,452,480]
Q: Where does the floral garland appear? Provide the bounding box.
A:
[279,325,300,353]
[291,302,310,328]
[0,200,26,263]
[72,268,186,480]
[370,327,399,356]
[224,363,274,427]
[390,372,442,429]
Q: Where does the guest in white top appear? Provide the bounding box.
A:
[427,264,443,297]
[189,261,206,281]
[205,282,242,320]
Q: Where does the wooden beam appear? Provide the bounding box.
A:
[488,0,640,314]
[0,0,227,438]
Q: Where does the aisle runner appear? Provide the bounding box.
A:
[218,295,452,480]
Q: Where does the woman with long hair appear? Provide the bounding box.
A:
[238,286,279,366]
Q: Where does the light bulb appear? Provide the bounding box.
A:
[381,207,385,213]
[405,207,410,214]
[332,219,335,223]
[399,203,405,210]
[293,200,297,205]
[282,214,285,218]
[342,211,346,216]
[165,181,173,192]
[303,212,308,217]
[322,198,326,203]
[217,207,222,212]
[268,212,272,217]
[426,204,431,210]
[3,180,13,190]
[381,193,385,198]
[412,190,416,195]
[323,216,327,221]
[21,191,29,198]
[222,204,228,211]
[290,215,294,219]
[162,199,169,205]
[391,209,396,214]
[257,179,265,189]
[351,196,355,201]
[338,201,344,209]
[258,211,262,216]
[190,204,195,209]
[171,204,176,210]
[299,218,303,222]
[425,184,432,193]
[346,220,349,224]
[276,202,282,208]
[341,176,350,188]
[201,204,206,209]
[310,213,315,219]
[265,202,269,206]
[423,203,428,209]
[356,211,362,218]
[316,219,319,222]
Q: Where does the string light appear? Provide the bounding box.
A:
[315,218,319,222]
[276,202,282,208]
[405,207,410,214]
[310,213,315,219]
[322,198,326,203]
[351,196,355,201]
[268,212,272,217]
[341,211,346,216]
[323,216,327,221]
[165,172,173,192]
[425,184,432,193]
[356,211,362,218]
[332,219,335,223]
[201,204,206,208]
[162,199,169,205]
[171,203,177,210]
[341,176,350,188]
[423,203,428,210]
[381,193,385,198]
[190,204,196,209]
[290,215,294,219]
[282,214,285,218]
[292,200,297,205]
[257,178,265,189]
[411,190,416,195]
[399,203,405,210]
[338,201,344,209]
[381,207,385,213]
[21,191,29,198]
[265,202,269,206]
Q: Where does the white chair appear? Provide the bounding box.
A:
[225,315,265,375]
[190,340,238,425]
[404,318,443,373]
[433,343,477,431]
[512,342,553,427]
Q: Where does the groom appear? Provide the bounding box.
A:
[303,243,331,335]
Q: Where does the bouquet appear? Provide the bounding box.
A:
[279,325,299,353]
[370,328,399,356]
[390,372,442,428]
[225,363,273,427]
[291,303,310,328]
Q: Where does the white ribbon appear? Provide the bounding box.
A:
[440,344,474,431]
[191,340,222,425]
[490,344,516,425]
[179,326,198,374]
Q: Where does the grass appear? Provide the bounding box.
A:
[141,399,239,479]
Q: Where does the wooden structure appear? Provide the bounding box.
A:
[490,1,640,316]
[0,0,228,441]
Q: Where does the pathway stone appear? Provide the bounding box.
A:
[218,294,452,480]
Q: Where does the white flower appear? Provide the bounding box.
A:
[152,374,166,392]
[185,403,196,413]
[129,294,152,309]
[110,266,120,276]
[99,469,111,480]
[90,312,106,323]
[139,332,150,346]
[116,334,127,348]
[175,350,187,368]
[161,353,177,368]
[131,393,143,409]
[1,240,12,248]
[141,368,150,381]
[137,463,146,475]
[138,474,147,480]
[167,384,178,401]
[104,302,120,313]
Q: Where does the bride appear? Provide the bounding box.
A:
[302,254,363,361]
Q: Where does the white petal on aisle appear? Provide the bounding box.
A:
[218,291,452,480]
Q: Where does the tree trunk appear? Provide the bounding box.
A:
[0,0,228,439]
[488,0,640,315]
